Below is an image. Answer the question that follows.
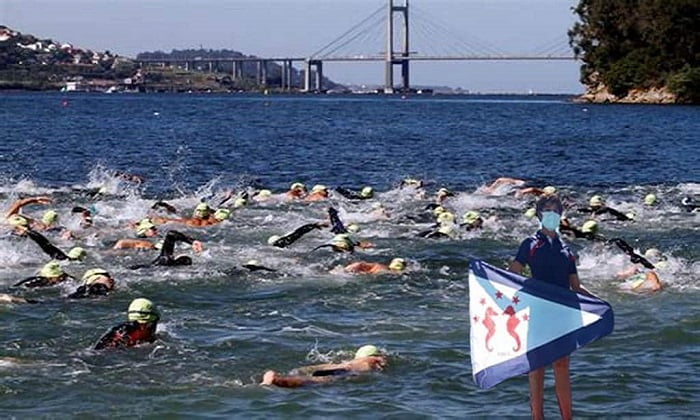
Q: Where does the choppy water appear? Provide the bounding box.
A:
[0,92,698,418]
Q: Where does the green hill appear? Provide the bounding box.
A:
[569,0,699,104]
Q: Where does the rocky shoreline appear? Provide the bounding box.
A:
[576,84,679,105]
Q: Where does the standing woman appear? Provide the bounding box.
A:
[508,194,591,420]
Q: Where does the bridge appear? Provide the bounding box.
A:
[138,0,576,93]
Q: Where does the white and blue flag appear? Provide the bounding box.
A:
[468,260,614,389]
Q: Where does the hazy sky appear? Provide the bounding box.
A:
[1,0,583,93]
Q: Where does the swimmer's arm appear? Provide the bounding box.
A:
[268,374,335,388]
[615,265,639,280]
[5,196,51,217]
[113,239,155,250]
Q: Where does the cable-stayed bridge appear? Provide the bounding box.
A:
[138,0,576,93]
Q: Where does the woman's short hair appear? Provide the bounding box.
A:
[535,194,563,219]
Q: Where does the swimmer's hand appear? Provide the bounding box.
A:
[192,241,204,253]
[261,370,277,385]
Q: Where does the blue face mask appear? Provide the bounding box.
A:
[540,211,561,231]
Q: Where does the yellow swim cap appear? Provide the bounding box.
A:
[255,189,272,199]
[644,248,662,260]
[82,268,109,285]
[355,345,381,359]
[40,261,63,278]
[432,206,446,217]
[194,202,211,217]
[290,182,305,191]
[346,223,360,233]
[245,259,260,267]
[311,184,328,194]
[214,208,231,221]
[136,219,156,236]
[543,186,557,195]
[360,186,374,198]
[581,220,598,234]
[590,195,604,207]
[127,298,160,323]
[462,211,480,225]
[524,208,537,219]
[233,198,247,209]
[388,258,406,271]
[7,214,29,227]
[42,210,58,225]
[438,223,456,237]
[332,234,353,251]
[267,235,281,246]
[67,247,86,261]
[437,187,452,197]
[437,212,455,224]
[644,193,657,206]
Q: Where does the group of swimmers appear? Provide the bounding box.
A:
[2,174,692,386]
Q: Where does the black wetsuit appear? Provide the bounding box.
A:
[335,187,370,200]
[14,274,72,288]
[68,283,111,299]
[578,206,632,221]
[460,218,484,231]
[94,321,157,350]
[328,208,346,234]
[270,223,321,248]
[25,229,69,260]
[130,230,197,269]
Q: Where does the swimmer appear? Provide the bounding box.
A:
[252,189,273,202]
[418,211,457,239]
[129,230,203,268]
[150,200,178,214]
[305,185,330,202]
[643,193,658,207]
[113,219,160,250]
[261,345,387,388]
[68,268,114,299]
[480,177,526,195]
[615,248,664,292]
[680,196,699,213]
[335,186,374,200]
[14,261,74,288]
[435,187,454,204]
[578,195,633,221]
[268,222,325,248]
[152,202,225,227]
[23,228,85,261]
[5,196,51,232]
[71,206,94,228]
[344,258,406,274]
[560,219,603,241]
[514,185,557,198]
[460,211,484,231]
[94,298,159,350]
[0,293,37,304]
[286,182,307,200]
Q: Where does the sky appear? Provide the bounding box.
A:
[1,0,584,93]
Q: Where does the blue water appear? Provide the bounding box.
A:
[0,92,698,418]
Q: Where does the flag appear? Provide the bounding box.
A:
[468,260,614,389]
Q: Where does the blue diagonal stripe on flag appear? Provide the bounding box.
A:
[468,260,614,389]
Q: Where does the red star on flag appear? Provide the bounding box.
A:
[495,291,503,299]
[512,296,520,305]
[522,314,529,321]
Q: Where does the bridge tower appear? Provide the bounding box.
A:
[385,0,409,94]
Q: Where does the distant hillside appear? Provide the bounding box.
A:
[0,26,341,92]
[137,48,342,91]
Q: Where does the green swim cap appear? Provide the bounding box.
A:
[388,258,406,271]
[194,202,211,217]
[40,261,63,278]
[581,220,598,234]
[589,195,604,207]
[127,298,160,323]
[360,186,374,198]
[438,223,456,237]
[82,268,109,285]
[644,193,657,206]
[67,247,86,261]
[214,208,231,221]
[267,235,281,246]
[346,223,360,233]
[355,345,381,359]
[135,219,156,236]
[255,189,272,198]
[543,186,557,195]
[524,208,537,219]
[432,206,446,217]
[437,212,455,224]
[233,197,247,209]
[7,214,29,227]
[462,211,480,225]
[42,210,58,225]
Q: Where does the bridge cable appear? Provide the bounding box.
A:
[310,4,385,58]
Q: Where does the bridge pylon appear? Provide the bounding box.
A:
[385,0,409,94]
